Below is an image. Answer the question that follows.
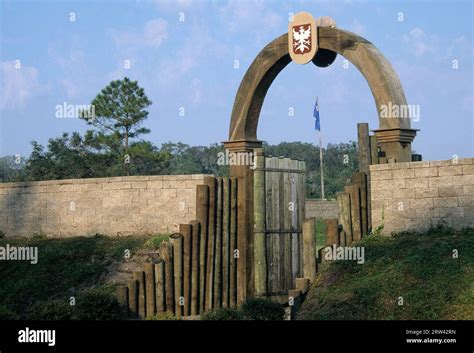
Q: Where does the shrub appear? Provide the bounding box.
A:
[144,234,170,249]
[240,297,285,321]
[29,300,74,320]
[0,305,18,320]
[201,307,243,320]
[0,230,5,239]
[74,287,125,320]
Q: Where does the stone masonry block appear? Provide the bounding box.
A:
[371,178,405,191]
[415,188,438,199]
[414,167,438,178]
[437,207,464,219]
[371,170,393,181]
[463,164,474,175]
[370,164,393,171]
[415,208,440,219]
[405,178,429,188]
[453,175,474,186]
[458,196,474,207]
[102,182,131,190]
[392,188,415,199]
[147,180,163,189]
[428,176,453,188]
[163,180,187,189]
[411,198,434,209]
[131,181,147,189]
[410,161,431,169]
[429,160,452,167]
[463,185,474,195]
[433,197,458,208]
[438,186,463,197]
[161,189,177,197]
[459,158,474,165]
[438,166,463,176]
[392,168,414,179]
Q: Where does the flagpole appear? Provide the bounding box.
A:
[319,129,325,200]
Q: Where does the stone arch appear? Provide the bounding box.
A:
[227,26,417,162]
[223,25,419,301]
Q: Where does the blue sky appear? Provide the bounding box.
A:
[0,0,472,161]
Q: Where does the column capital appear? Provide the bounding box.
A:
[222,139,263,152]
[371,128,419,144]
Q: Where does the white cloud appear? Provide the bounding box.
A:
[0,61,41,110]
[154,0,193,11]
[157,21,227,87]
[109,18,168,51]
[402,27,435,57]
[219,0,283,33]
[349,19,365,36]
[48,36,86,99]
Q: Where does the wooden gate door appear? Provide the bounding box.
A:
[254,149,306,296]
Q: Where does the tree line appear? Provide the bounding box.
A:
[0,78,358,199]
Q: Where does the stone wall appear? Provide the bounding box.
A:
[370,158,474,235]
[0,175,210,238]
[305,199,338,220]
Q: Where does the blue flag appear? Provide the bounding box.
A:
[313,98,320,131]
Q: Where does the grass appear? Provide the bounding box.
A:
[297,225,474,320]
[0,234,157,319]
[315,218,327,253]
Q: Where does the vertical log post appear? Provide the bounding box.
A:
[214,177,223,307]
[196,185,209,312]
[144,262,156,318]
[116,285,129,317]
[190,220,200,315]
[204,177,217,310]
[133,271,146,318]
[337,191,353,246]
[358,123,372,233]
[325,219,339,247]
[127,278,138,317]
[253,148,267,296]
[170,233,183,317]
[370,135,379,166]
[302,218,317,281]
[229,177,238,308]
[180,224,192,316]
[222,177,231,308]
[154,260,165,313]
[159,241,174,314]
[353,172,368,237]
[346,183,362,242]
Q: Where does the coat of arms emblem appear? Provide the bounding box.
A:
[288,12,317,64]
[292,24,312,54]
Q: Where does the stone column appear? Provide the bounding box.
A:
[372,128,418,163]
[222,139,262,304]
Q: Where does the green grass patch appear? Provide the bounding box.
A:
[297,225,474,320]
[0,234,154,319]
[315,218,327,253]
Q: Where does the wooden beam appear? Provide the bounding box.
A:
[253,148,267,296]
[302,218,317,281]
